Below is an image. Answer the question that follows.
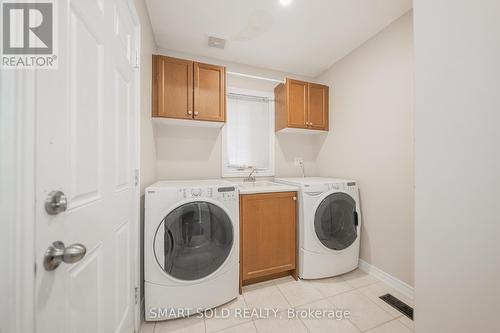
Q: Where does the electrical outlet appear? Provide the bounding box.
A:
[294,157,304,167]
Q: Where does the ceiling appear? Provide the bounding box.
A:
[145,0,412,77]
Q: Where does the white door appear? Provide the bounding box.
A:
[35,0,138,332]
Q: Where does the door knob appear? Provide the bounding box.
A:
[45,190,67,215]
[44,241,87,271]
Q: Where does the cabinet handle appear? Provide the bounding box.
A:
[293,196,297,201]
[194,111,199,116]
[187,110,193,115]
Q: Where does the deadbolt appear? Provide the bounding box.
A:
[45,190,67,215]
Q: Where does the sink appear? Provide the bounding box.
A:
[236,181,299,194]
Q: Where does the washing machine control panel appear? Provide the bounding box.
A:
[190,188,203,197]
[177,186,237,201]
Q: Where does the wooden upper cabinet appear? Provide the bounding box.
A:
[152,55,226,123]
[307,83,329,130]
[153,55,193,119]
[193,62,226,122]
[275,78,329,132]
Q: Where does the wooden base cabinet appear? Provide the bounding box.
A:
[240,192,298,290]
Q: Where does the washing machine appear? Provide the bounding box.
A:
[275,177,361,279]
[144,180,239,321]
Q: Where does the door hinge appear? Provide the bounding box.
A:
[134,169,139,187]
[133,50,140,69]
[134,287,139,305]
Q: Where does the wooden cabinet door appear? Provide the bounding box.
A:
[307,83,329,130]
[286,79,308,128]
[193,62,226,122]
[153,55,193,119]
[240,192,296,283]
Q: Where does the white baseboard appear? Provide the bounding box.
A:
[358,259,414,300]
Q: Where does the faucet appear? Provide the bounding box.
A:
[244,166,257,182]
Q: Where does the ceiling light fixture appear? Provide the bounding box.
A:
[279,0,293,6]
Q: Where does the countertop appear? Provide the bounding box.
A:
[237,181,299,195]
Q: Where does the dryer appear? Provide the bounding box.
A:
[144,180,239,321]
[275,177,361,279]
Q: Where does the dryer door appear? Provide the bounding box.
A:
[314,192,358,251]
[153,201,234,281]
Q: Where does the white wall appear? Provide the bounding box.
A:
[414,1,500,332]
[154,49,319,180]
[315,12,415,286]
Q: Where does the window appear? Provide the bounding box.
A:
[222,88,275,177]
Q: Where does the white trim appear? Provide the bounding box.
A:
[127,1,141,331]
[358,259,414,300]
[222,87,275,178]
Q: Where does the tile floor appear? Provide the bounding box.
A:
[140,269,414,333]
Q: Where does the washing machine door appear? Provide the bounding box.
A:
[153,201,234,281]
[314,192,358,251]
